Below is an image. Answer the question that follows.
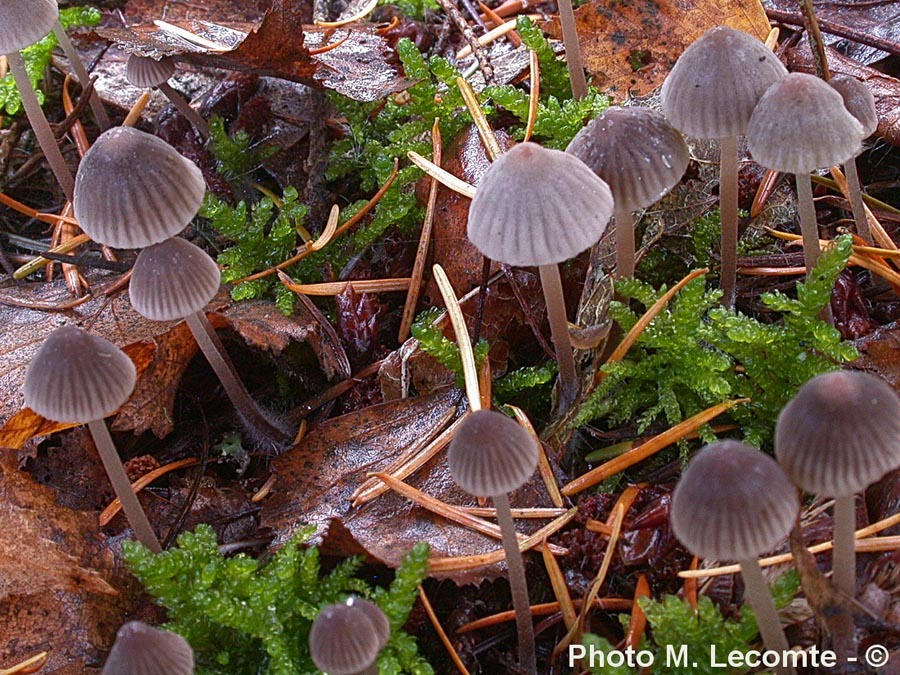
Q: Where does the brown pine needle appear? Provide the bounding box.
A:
[524,49,539,143]
[277,274,410,296]
[507,405,563,507]
[100,458,200,526]
[625,574,650,648]
[433,264,482,411]
[543,543,577,630]
[456,76,501,161]
[0,652,48,675]
[418,585,471,675]
[457,597,633,634]
[407,151,477,198]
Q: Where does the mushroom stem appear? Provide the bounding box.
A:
[158,82,209,139]
[538,263,578,413]
[184,311,293,452]
[556,0,588,100]
[613,205,635,279]
[842,159,871,243]
[795,174,820,273]
[719,135,739,309]
[6,50,74,200]
[832,495,857,597]
[87,419,162,553]
[51,20,110,131]
[737,559,796,675]
[494,492,536,675]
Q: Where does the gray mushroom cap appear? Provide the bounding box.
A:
[671,440,799,561]
[102,621,194,675]
[830,74,878,137]
[130,237,221,321]
[0,0,58,55]
[126,54,177,88]
[73,126,206,249]
[467,142,614,267]
[23,325,136,423]
[661,26,788,139]
[566,106,689,212]
[309,597,390,675]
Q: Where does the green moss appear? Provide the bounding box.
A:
[410,307,490,387]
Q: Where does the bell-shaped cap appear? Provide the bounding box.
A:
[126,54,176,88]
[566,106,689,212]
[24,325,136,423]
[0,0,58,55]
[671,440,799,561]
[130,237,221,321]
[775,370,900,498]
[102,621,194,675]
[448,409,539,498]
[661,26,787,139]
[74,126,206,249]
[830,74,878,137]
[309,597,390,675]
[467,142,614,267]
[747,73,864,174]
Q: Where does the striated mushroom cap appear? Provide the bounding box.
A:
[309,597,391,675]
[0,0,58,55]
[830,74,878,138]
[130,237,221,321]
[74,126,206,249]
[467,142,614,267]
[126,54,176,88]
[24,325,136,423]
[102,621,194,675]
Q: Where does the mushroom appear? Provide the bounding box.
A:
[671,440,799,675]
[661,26,787,308]
[126,54,209,138]
[102,621,194,675]
[556,0,588,99]
[829,74,878,243]
[309,597,391,675]
[467,142,614,411]
[129,237,293,452]
[23,325,161,553]
[73,126,207,249]
[50,17,110,132]
[0,0,75,198]
[746,73,864,274]
[775,370,900,599]
[448,409,540,675]
[566,106,689,278]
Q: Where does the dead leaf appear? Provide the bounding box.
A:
[850,321,900,389]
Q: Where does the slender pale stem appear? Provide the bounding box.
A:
[51,20,110,131]
[843,159,872,243]
[795,174,821,272]
[719,135,739,309]
[87,419,161,553]
[7,51,74,200]
[158,82,209,138]
[538,263,578,413]
[832,495,857,597]
[557,0,588,100]
[184,311,293,451]
[494,492,536,675]
[614,206,635,279]
[738,559,796,675]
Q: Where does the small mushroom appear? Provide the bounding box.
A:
[73,126,207,249]
[775,370,900,598]
[467,142,614,411]
[23,325,161,553]
[661,26,787,308]
[126,54,209,138]
[449,409,540,675]
[309,597,391,675]
[566,106,689,278]
[102,621,194,675]
[130,237,293,452]
[672,440,799,675]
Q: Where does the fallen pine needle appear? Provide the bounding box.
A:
[456,597,632,633]
[419,585,471,675]
[100,458,199,526]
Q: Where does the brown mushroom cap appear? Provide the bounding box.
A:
[73,126,206,249]
[467,142,614,267]
[747,73,864,174]
[102,621,194,675]
[566,106,689,212]
[23,325,136,423]
[661,26,787,139]
[448,409,540,498]
[126,54,177,88]
[309,597,390,675]
[130,237,221,321]
[0,0,57,55]
[830,74,878,138]
[671,440,799,561]
[775,370,900,497]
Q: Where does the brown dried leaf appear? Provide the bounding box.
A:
[850,321,900,389]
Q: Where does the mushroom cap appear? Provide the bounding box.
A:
[24,325,136,423]
[830,74,878,137]
[775,370,900,498]
[309,597,391,675]
[130,237,221,321]
[671,440,799,561]
[0,0,58,55]
[566,106,690,212]
[73,126,206,249]
[467,142,614,267]
[661,26,788,139]
[126,54,176,88]
[102,621,194,675]
[747,73,864,174]
[448,409,539,498]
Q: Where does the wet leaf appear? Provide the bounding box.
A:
[850,321,900,389]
